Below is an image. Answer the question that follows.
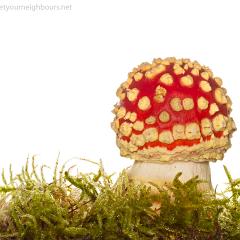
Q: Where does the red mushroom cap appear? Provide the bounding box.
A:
[112,57,236,162]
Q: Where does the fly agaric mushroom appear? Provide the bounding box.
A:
[112,57,236,191]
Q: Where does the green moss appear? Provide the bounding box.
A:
[0,157,240,239]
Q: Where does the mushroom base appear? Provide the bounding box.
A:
[127,160,213,192]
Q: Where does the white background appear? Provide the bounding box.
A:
[0,0,239,191]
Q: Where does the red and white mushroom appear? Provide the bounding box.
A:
[112,57,236,191]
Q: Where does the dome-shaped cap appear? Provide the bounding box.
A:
[112,57,236,162]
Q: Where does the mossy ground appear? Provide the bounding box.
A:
[0,157,240,240]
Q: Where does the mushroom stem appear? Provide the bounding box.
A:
[127,161,213,192]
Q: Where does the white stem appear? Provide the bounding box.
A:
[127,161,213,192]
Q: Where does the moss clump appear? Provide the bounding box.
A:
[0,157,239,239]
